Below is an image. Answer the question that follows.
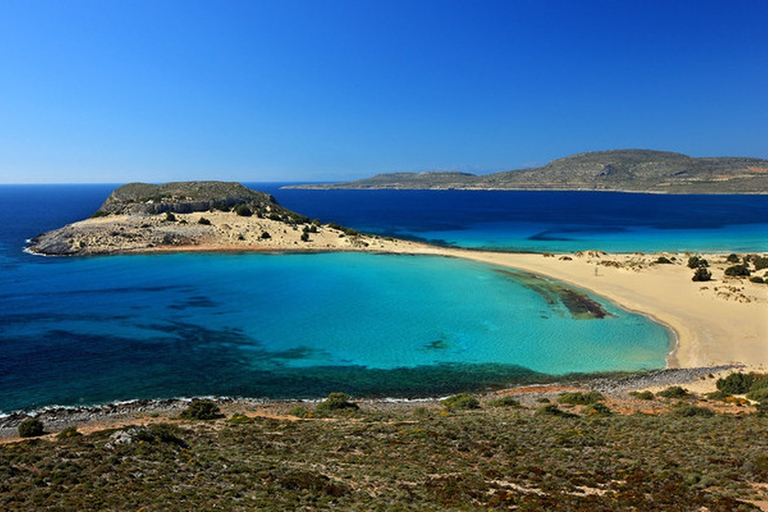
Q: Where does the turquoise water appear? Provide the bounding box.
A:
[0,252,670,412]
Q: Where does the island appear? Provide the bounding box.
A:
[286,149,768,193]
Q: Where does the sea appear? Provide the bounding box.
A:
[1,184,767,414]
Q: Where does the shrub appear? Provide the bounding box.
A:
[487,396,522,408]
[629,390,655,400]
[443,393,480,411]
[705,390,731,401]
[756,400,768,416]
[749,276,765,284]
[746,387,768,402]
[235,204,252,217]
[557,391,605,405]
[260,231,271,239]
[687,256,708,269]
[300,232,310,242]
[198,217,211,225]
[18,418,45,438]
[657,386,689,399]
[180,399,222,420]
[583,403,612,415]
[164,211,176,222]
[724,264,750,277]
[314,392,359,416]
[726,253,741,263]
[535,404,577,418]
[753,255,768,271]
[655,256,673,264]
[691,267,712,282]
[672,405,714,417]
[716,373,755,394]
[56,426,81,439]
[288,406,310,418]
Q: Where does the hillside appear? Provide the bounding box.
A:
[288,149,768,193]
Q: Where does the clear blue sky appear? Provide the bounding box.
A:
[1,0,766,184]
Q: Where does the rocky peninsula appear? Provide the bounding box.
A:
[27,181,424,256]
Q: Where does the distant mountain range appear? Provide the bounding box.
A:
[287,150,768,194]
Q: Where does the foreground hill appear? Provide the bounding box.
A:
[288,149,768,193]
[27,181,419,256]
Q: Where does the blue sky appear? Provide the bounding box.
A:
[1,0,766,184]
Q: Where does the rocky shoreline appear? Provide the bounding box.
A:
[0,365,740,440]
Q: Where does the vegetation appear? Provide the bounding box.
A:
[198,217,211,225]
[657,386,689,399]
[179,399,222,420]
[691,267,712,282]
[164,211,177,222]
[314,392,359,416]
[487,396,522,408]
[717,373,755,395]
[557,391,605,405]
[726,253,741,263]
[17,418,44,438]
[442,393,481,411]
[725,264,751,277]
[654,256,673,264]
[687,255,709,269]
[55,426,81,440]
[234,204,252,217]
[2,397,768,510]
[629,390,655,400]
[753,255,768,271]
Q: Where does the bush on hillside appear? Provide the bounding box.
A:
[657,386,689,399]
[687,256,709,269]
[487,396,522,408]
[716,373,755,395]
[443,393,480,411]
[235,204,252,217]
[18,418,45,438]
[315,393,358,416]
[180,399,222,420]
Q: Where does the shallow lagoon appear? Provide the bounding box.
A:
[0,251,671,412]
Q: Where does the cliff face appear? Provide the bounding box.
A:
[287,150,768,193]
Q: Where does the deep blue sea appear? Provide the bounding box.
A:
[1,184,766,413]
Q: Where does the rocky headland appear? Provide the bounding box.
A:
[27,181,422,256]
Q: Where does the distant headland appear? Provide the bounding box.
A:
[285,149,768,194]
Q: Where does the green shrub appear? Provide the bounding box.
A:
[288,406,310,418]
[180,399,222,420]
[655,256,673,264]
[657,386,689,399]
[300,232,310,242]
[235,204,252,217]
[260,231,271,239]
[672,405,715,417]
[164,211,176,222]
[583,403,612,415]
[315,392,359,416]
[724,264,750,277]
[726,253,741,263]
[443,393,480,411]
[198,217,211,225]
[691,267,712,282]
[535,397,550,403]
[557,391,605,405]
[535,404,577,418]
[687,256,708,269]
[746,387,768,402]
[756,400,768,416]
[629,390,655,400]
[749,276,765,284]
[487,396,522,408]
[705,390,731,401]
[18,418,45,438]
[228,414,254,425]
[753,255,768,271]
[716,373,755,394]
[55,426,81,439]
